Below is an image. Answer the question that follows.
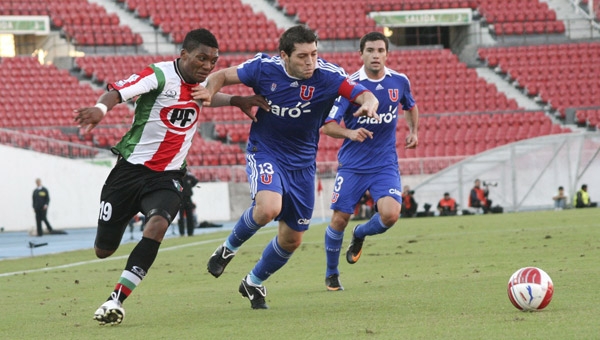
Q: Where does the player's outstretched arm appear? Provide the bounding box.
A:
[322,121,373,142]
[351,91,379,120]
[404,104,419,149]
[73,90,121,132]
[209,94,270,122]
[193,67,241,107]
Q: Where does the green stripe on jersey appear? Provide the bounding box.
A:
[113,65,166,159]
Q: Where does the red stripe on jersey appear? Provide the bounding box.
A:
[108,66,155,91]
[179,82,195,101]
[144,130,186,171]
[337,78,368,103]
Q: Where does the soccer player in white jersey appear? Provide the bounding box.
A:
[322,31,419,291]
[74,28,268,325]
[194,25,379,309]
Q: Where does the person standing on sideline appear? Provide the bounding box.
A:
[178,171,199,236]
[74,28,269,325]
[320,31,419,291]
[32,178,54,236]
[195,25,379,309]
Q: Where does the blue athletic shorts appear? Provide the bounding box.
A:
[245,152,315,232]
[330,166,403,214]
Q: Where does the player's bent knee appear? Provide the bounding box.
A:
[254,208,280,225]
[146,208,172,226]
[280,238,302,252]
[380,213,399,227]
[95,247,115,259]
[330,214,350,230]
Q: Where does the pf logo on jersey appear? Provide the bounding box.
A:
[159,103,200,131]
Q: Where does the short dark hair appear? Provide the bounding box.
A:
[444,192,450,196]
[279,25,318,57]
[582,184,588,190]
[182,28,218,52]
[558,186,564,190]
[359,31,389,52]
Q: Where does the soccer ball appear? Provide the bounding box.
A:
[507,267,554,311]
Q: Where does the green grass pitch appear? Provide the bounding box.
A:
[1,208,598,339]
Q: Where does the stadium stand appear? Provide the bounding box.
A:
[119,0,283,52]
[0,0,142,46]
[278,0,564,37]
[477,42,600,119]
[1,0,594,182]
[575,108,600,130]
[478,0,565,35]
[277,0,483,39]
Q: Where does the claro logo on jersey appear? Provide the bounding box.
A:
[389,188,402,196]
[297,218,311,225]
[268,100,311,118]
[159,103,200,131]
[357,105,398,125]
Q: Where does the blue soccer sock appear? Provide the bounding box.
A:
[249,236,292,284]
[354,213,388,239]
[324,225,344,277]
[226,207,261,250]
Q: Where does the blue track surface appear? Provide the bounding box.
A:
[0,217,328,260]
[0,223,231,260]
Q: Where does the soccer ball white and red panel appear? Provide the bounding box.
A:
[507,267,554,311]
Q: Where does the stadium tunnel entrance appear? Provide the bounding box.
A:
[388,26,452,48]
[370,8,473,49]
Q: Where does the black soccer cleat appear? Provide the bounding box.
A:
[207,244,236,278]
[239,278,268,309]
[346,226,365,264]
[325,274,344,291]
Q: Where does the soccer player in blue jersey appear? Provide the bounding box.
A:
[321,31,419,291]
[194,25,379,309]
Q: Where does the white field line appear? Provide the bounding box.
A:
[0,229,277,278]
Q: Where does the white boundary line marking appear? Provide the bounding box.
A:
[0,229,277,278]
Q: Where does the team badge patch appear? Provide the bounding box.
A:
[260,174,272,185]
[172,179,183,192]
[388,89,399,102]
[300,85,315,100]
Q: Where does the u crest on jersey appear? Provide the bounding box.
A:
[388,89,399,102]
[260,173,273,185]
[300,85,315,100]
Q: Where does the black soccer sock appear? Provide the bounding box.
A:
[109,237,161,303]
